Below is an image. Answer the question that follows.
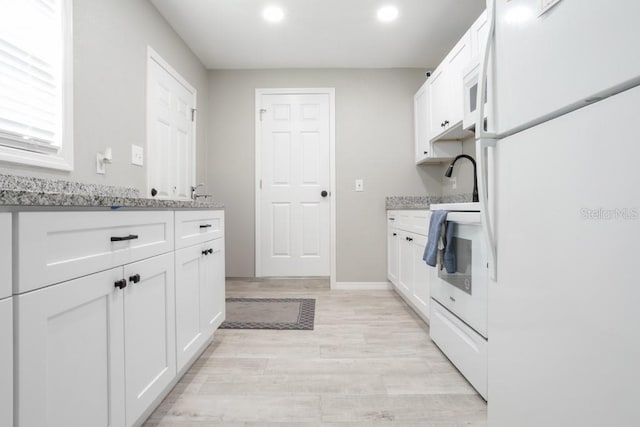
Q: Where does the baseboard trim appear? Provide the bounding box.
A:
[333,281,393,290]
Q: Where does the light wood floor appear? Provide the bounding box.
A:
[144,278,487,426]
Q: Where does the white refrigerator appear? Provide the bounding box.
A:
[476,1,640,426]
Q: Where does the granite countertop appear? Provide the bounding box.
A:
[385,194,473,210]
[0,174,223,209]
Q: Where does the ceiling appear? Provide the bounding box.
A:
[149,0,486,69]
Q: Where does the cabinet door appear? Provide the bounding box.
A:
[411,234,431,320]
[444,32,471,125]
[428,66,448,140]
[15,268,125,427]
[0,298,13,427]
[397,232,413,297]
[123,252,176,427]
[413,81,430,162]
[469,10,488,59]
[175,245,209,372]
[202,238,225,332]
[387,225,400,286]
[0,213,10,299]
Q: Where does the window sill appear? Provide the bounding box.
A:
[0,145,73,172]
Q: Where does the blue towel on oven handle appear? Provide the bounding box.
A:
[423,210,448,267]
[444,220,457,274]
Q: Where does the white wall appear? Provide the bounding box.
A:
[206,69,444,281]
[0,0,209,194]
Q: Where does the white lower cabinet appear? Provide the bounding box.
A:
[12,208,225,427]
[15,267,126,427]
[176,239,224,371]
[16,253,177,427]
[387,210,432,321]
[203,238,225,332]
[176,229,225,372]
[1,298,13,427]
[386,225,400,285]
[124,252,176,427]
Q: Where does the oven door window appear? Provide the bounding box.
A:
[438,233,473,295]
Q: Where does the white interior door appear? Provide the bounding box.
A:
[147,51,195,200]
[258,92,331,277]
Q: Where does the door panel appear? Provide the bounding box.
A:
[147,57,195,200]
[0,298,12,427]
[259,93,331,276]
[175,245,205,371]
[124,252,176,426]
[202,238,225,331]
[15,268,125,427]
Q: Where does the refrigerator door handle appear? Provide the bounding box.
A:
[476,138,497,280]
[476,0,498,280]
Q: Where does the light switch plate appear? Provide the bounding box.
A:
[131,145,144,166]
[355,179,364,192]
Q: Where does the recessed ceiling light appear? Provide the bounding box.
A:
[377,5,399,23]
[263,5,285,23]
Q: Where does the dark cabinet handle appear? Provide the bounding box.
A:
[199,224,212,229]
[129,274,141,284]
[150,188,158,197]
[392,233,397,237]
[423,151,428,155]
[389,218,395,221]
[208,248,213,254]
[444,120,450,126]
[111,234,138,242]
[202,249,208,255]
[406,237,413,242]
[202,248,214,256]
[114,279,127,290]
[321,190,328,198]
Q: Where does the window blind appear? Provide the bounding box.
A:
[0,0,63,153]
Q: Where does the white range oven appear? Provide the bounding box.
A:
[428,202,488,400]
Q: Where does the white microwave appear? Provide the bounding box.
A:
[462,59,488,131]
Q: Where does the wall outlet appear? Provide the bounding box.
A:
[355,179,364,192]
[131,145,144,166]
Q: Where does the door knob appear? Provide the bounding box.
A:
[321,191,328,198]
[114,279,127,290]
[129,274,141,284]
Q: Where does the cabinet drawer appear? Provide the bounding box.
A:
[15,211,174,294]
[430,299,487,399]
[0,213,10,299]
[175,210,224,249]
[389,210,430,236]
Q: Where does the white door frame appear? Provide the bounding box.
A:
[146,46,197,199]
[255,88,336,288]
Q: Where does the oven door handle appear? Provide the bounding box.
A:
[446,212,481,225]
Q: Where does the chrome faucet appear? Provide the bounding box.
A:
[445,154,479,202]
[190,183,205,201]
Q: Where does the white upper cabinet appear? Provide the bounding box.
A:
[414,80,462,164]
[429,31,472,141]
[463,11,490,130]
